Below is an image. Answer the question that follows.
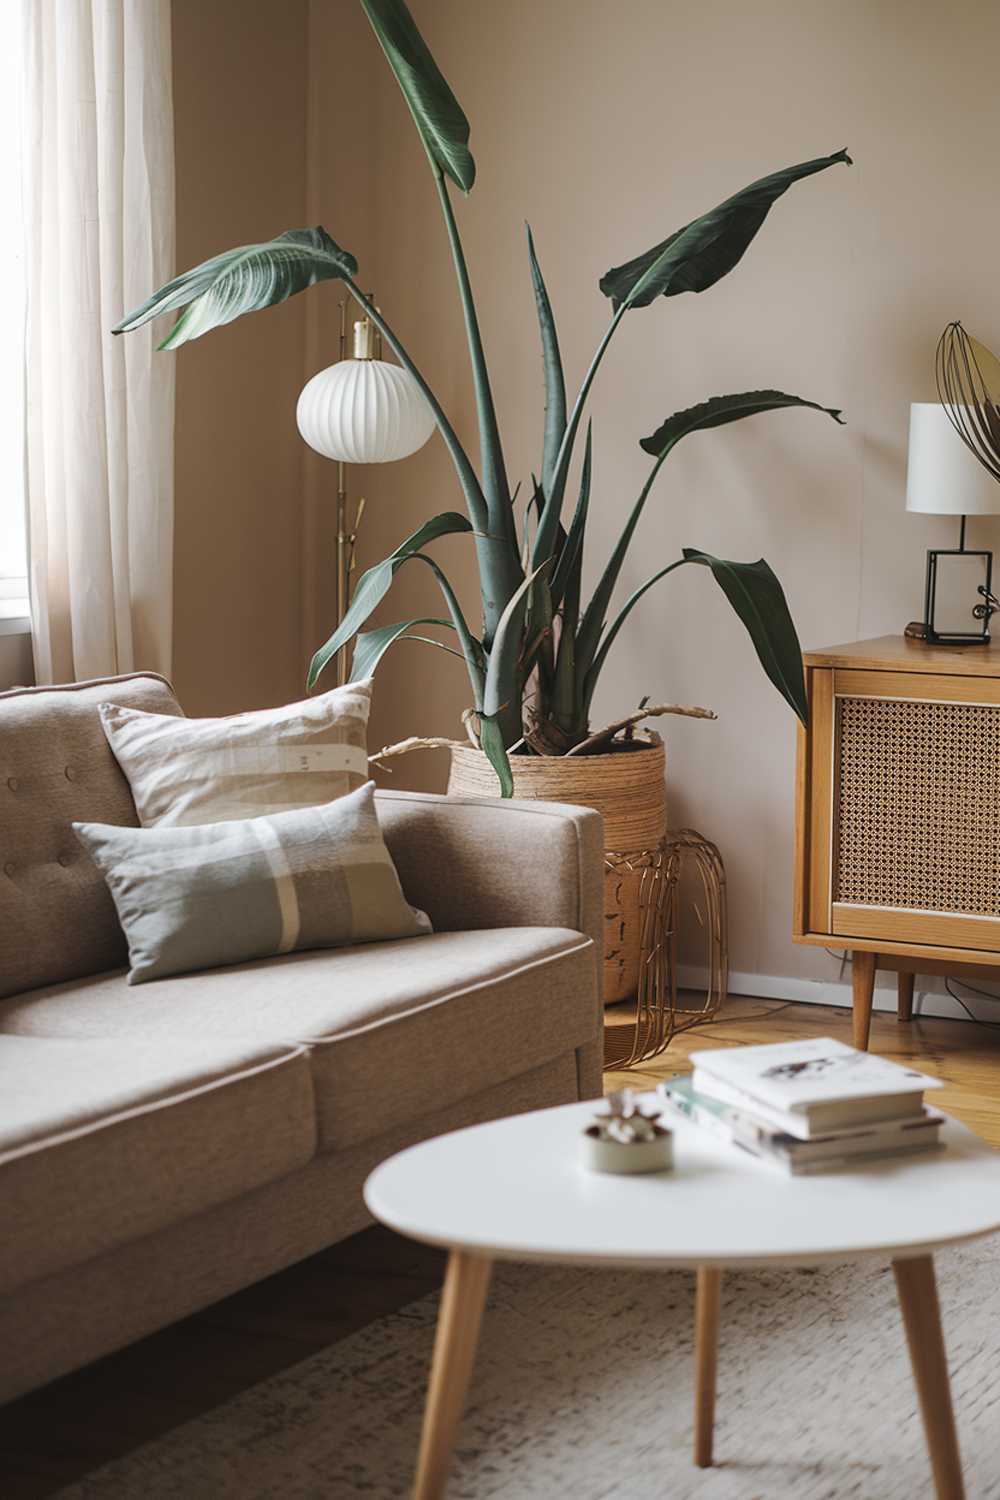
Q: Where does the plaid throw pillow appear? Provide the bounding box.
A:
[73,781,430,984]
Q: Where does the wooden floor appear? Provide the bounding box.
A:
[3,995,1000,1496]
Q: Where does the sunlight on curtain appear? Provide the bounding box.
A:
[24,0,175,683]
[0,9,27,615]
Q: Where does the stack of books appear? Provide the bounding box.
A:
[658,1037,945,1174]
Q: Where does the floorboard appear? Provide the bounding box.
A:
[3,996,999,1496]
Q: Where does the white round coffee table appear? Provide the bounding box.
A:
[364,1095,1000,1500]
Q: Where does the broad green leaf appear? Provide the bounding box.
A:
[307,512,472,689]
[550,422,592,612]
[550,434,592,733]
[478,712,514,798]
[682,549,808,725]
[578,389,841,682]
[531,306,625,573]
[526,224,567,495]
[483,563,550,719]
[360,0,475,193]
[114,228,358,349]
[599,149,851,311]
[435,174,516,579]
[640,390,844,458]
[350,618,454,681]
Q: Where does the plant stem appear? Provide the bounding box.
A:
[575,445,671,674]
[409,553,487,708]
[582,556,687,713]
[434,176,513,530]
[433,174,524,639]
[532,302,628,568]
[342,276,487,532]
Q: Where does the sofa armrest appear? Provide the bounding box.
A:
[375,788,604,985]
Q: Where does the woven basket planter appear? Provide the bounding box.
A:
[447,734,667,1005]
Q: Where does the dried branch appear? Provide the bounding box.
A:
[368,736,466,771]
[565,701,716,758]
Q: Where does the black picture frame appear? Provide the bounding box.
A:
[923,548,994,645]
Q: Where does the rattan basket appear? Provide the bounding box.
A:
[447,735,667,1004]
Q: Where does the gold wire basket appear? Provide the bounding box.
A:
[603,828,728,1070]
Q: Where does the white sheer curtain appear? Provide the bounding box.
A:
[24,0,175,684]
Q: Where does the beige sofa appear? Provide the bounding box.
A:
[0,674,603,1402]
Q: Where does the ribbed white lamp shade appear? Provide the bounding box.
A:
[905,402,1000,516]
[297,359,435,464]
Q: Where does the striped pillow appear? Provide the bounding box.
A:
[99,681,372,827]
[73,782,431,984]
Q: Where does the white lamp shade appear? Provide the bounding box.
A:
[297,358,436,464]
[905,402,1000,516]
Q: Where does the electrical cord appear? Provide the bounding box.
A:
[944,979,1000,1030]
[697,999,795,1028]
[824,946,1000,1032]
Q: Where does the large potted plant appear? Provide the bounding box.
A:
[115,0,848,1001]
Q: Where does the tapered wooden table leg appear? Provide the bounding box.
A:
[893,1255,965,1500]
[694,1267,722,1468]
[413,1250,492,1500]
[898,971,915,1022]
[852,950,877,1050]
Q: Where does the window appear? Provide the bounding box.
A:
[0,8,28,628]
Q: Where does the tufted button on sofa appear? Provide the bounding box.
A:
[0,673,603,1402]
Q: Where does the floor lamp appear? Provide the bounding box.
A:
[297,297,436,684]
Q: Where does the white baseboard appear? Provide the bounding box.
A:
[676,964,1000,1028]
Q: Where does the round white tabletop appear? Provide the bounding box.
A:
[364,1095,1000,1268]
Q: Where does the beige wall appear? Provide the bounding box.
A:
[0,634,32,692]
[170,0,311,716]
[304,0,1000,992]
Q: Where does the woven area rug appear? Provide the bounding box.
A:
[60,1239,1000,1499]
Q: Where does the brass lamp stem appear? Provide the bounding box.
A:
[331,295,374,686]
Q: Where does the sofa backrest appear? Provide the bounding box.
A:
[0,673,184,998]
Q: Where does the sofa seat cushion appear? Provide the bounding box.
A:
[0,927,597,1152]
[0,1035,316,1295]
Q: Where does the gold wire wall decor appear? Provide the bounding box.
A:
[603,828,728,1071]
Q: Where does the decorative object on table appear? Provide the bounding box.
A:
[905,401,998,644]
[580,1088,673,1174]
[73,781,431,984]
[794,633,1000,1051]
[296,299,436,684]
[113,0,851,797]
[659,1073,944,1174]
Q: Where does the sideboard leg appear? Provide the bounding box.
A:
[898,972,915,1023]
[893,1255,965,1500]
[693,1267,722,1467]
[852,951,876,1051]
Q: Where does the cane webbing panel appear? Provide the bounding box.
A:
[834,695,1000,916]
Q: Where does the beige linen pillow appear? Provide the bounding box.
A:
[73,781,431,984]
[100,680,372,827]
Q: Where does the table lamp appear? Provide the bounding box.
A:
[905,401,1000,644]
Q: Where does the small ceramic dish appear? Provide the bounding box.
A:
[580,1122,674,1175]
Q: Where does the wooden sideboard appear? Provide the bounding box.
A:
[794,634,1000,1049]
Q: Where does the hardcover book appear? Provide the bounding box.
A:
[688,1037,943,1139]
[659,1075,944,1173]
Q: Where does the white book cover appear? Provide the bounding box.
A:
[688,1037,943,1113]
